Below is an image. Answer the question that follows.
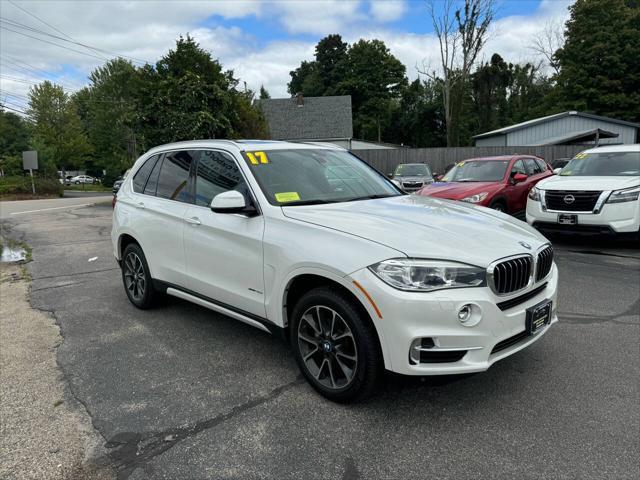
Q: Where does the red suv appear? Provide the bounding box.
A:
[417,155,553,217]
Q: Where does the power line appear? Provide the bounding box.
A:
[0,60,81,91]
[7,0,110,61]
[1,103,26,114]
[0,16,149,65]
[0,25,109,61]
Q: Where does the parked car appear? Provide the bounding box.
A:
[112,169,131,195]
[112,140,557,402]
[527,144,640,238]
[416,155,553,218]
[551,157,571,174]
[70,175,96,184]
[389,163,433,192]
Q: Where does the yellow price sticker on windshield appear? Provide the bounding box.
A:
[247,151,269,165]
[275,192,300,203]
[457,161,465,167]
[573,152,588,160]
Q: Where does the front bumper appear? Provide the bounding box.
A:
[526,198,640,234]
[348,265,558,376]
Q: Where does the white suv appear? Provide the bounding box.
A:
[527,145,640,238]
[112,140,558,402]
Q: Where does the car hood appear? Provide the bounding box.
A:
[282,195,547,267]
[396,175,430,182]
[419,181,501,199]
[537,175,639,191]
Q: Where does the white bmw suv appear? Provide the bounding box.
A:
[112,140,558,402]
[527,145,640,238]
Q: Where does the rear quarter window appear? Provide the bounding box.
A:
[132,155,160,193]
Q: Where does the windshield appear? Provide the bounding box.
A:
[442,160,509,182]
[560,151,640,176]
[394,164,431,176]
[243,149,400,205]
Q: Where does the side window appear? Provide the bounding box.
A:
[144,155,163,196]
[195,150,246,207]
[132,155,159,193]
[524,158,542,175]
[511,160,527,176]
[535,158,549,172]
[156,150,194,203]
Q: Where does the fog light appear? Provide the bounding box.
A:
[458,304,472,323]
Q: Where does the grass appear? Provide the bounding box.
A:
[0,176,63,198]
[64,184,111,192]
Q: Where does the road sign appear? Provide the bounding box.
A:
[22,151,38,194]
[22,151,38,170]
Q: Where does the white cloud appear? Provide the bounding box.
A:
[274,1,364,35]
[369,0,408,22]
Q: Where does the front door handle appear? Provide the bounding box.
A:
[136,202,145,209]
[185,217,201,225]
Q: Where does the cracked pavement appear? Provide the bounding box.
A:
[2,203,639,479]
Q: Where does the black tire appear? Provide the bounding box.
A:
[121,243,158,309]
[290,286,382,403]
[489,199,507,213]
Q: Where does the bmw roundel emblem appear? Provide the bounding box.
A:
[519,241,532,250]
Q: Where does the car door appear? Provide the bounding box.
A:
[183,150,266,318]
[506,159,530,213]
[131,150,194,288]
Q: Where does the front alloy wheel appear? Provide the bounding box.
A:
[290,287,382,402]
[297,306,358,389]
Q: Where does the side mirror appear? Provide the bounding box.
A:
[211,190,248,214]
[512,172,528,183]
[436,174,444,181]
[553,167,562,174]
[387,173,393,179]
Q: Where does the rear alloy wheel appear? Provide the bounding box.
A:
[121,243,157,309]
[290,287,382,402]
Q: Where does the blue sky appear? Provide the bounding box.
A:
[0,0,573,111]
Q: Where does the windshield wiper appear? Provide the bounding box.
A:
[347,194,401,202]
[281,199,341,206]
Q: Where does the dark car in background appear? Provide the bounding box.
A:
[389,163,433,192]
[417,155,553,218]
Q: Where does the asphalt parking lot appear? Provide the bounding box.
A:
[4,203,639,480]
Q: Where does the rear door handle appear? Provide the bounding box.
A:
[135,202,145,209]
[185,217,201,225]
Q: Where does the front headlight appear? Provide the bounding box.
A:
[606,186,640,204]
[391,179,402,188]
[528,187,541,201]
[369,259,486,292]
[460,192,488,203]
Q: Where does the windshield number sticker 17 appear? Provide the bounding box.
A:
[247,151,269,165]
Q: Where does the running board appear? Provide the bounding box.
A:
[166,287,271,334]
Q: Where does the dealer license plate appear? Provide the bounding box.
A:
[526,300,552,335]
[557,213,577,225]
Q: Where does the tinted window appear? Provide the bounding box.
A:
[156,150,193,202]
[132,155,159,193]
[144,155,163,196]
[535,158,548,172]
[195,151,246,207]
[524,158,542,175]
[511,160,527,176]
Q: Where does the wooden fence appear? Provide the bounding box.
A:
[356,145,586,175]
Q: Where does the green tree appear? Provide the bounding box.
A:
[76,58,140,176]
[389,79,446,147]
[0,108,31,175]
[259,85,271,99]
[554,0,640,122]
[26,81,91,175]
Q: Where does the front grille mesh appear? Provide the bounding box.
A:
[545,190,601,211]
[491,256,532,294]
[536,245,554,281]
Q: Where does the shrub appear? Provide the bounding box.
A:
[0,175,63,197]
